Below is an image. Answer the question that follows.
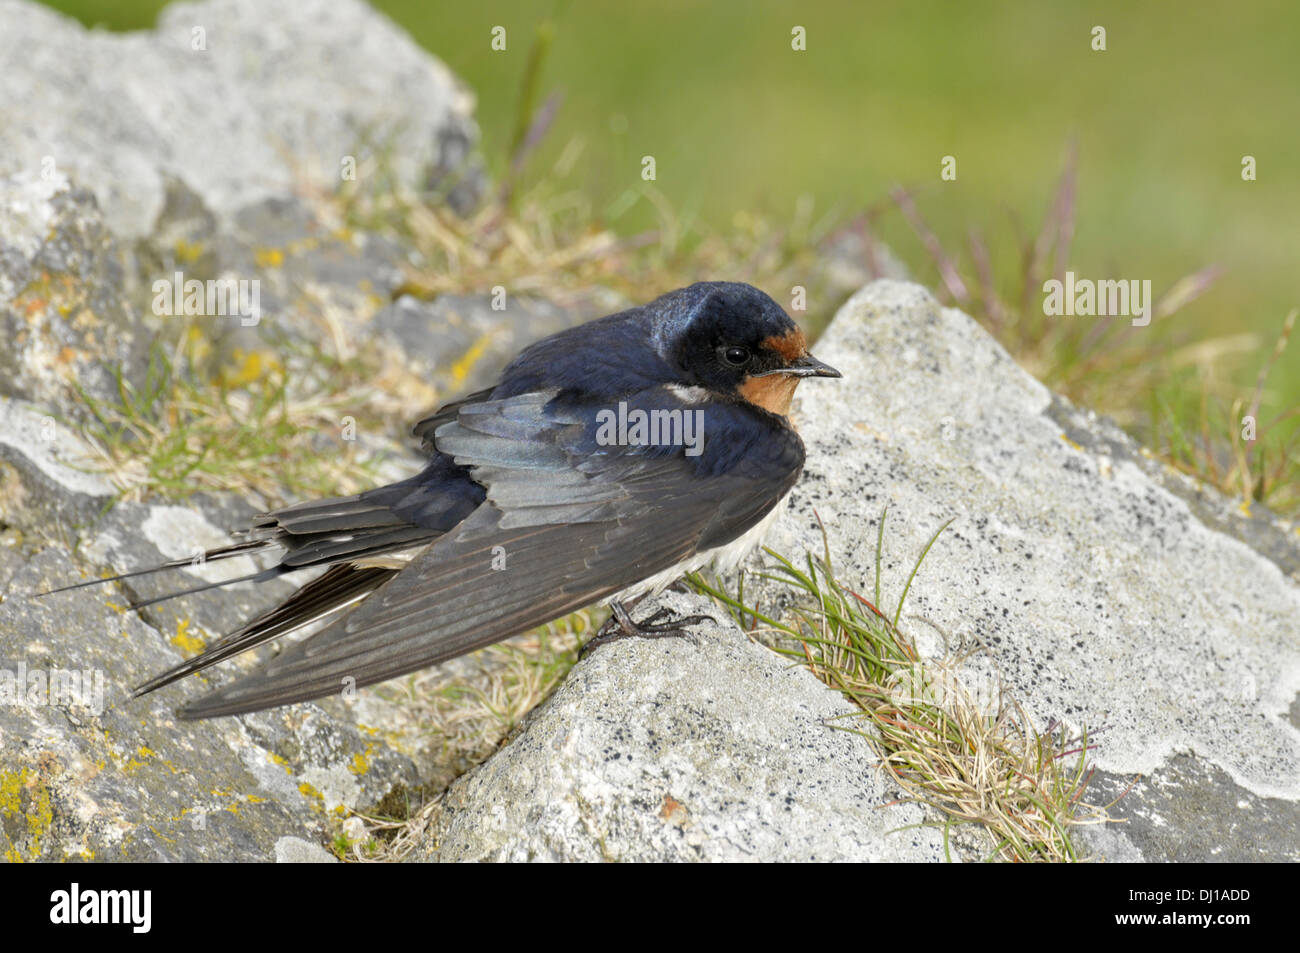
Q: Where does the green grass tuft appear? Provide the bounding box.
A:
[71,330,392,508]
[691,510,1113,863]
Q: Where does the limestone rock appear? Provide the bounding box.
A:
[0,0,483,239]
[427,590,947,862]
[752,280,1300,861]
[0,173,149,420]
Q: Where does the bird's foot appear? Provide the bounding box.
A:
[580,602,714,657]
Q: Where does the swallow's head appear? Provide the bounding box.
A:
[656,282,841,416]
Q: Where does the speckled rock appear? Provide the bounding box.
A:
[274,836,339,863]
[373,293,580,398]
[0,397,117,531]
[0,172,150,420]
[0,546,418,861]
[423,590,948,862]
[749,279,1300,861]
[0,0,483,239]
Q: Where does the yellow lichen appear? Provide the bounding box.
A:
[1,768,55,861]
[347,748,371,776]
[218,349,282,388]
[449,332,494,386]
[171,619,204,656]
[0,768,26,815]
[254,247,285,268]
[174,239,205,264]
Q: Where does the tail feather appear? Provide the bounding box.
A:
[34,539,280,598]
[132,564,396,698]
[42,463,470,703]
[253,499,403,535]
[128,565,288,611]
[279,526,433,568]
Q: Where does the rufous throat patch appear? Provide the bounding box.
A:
[738,374,800,416]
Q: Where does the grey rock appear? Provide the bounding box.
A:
[0,396,117,533]
[0,0,483,239]
[1047,395,1300,582]
[0,172,149,419]
[373,293,578,399]
[76,494,316,658]
[195,195,408,345]
[425,590,948,862]
[747,280,1299,859]
[0,0,554,444]
[274,836,338,863]
[0,547,419,861]
[1084,755,1300,862]
[0,0,493,399]
[0,406,434,861]
[1073,822,1144,864]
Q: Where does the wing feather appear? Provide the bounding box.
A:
[177,389,803,718]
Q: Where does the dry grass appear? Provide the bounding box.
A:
[341,152,856,328]
[71,133,862,511]
[692,512,1113,862]
[71,332,392,507]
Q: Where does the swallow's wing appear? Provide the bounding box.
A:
[175,389,803,718]
[411,386,495,452]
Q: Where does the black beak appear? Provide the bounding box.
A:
[759,353,842,379]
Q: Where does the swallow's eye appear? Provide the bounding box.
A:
[722,346,751,367]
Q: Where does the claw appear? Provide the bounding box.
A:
[580,601,714,657]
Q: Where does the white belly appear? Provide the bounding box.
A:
[609,493,789,605]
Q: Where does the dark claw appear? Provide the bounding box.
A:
[580,601,714,657]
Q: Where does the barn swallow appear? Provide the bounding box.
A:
[50,282,840,717]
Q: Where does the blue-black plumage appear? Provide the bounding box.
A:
[48,281,841,717]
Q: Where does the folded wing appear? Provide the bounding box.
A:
[175,388,803,718]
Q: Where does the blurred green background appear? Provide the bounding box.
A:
[40,0,1300,423]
